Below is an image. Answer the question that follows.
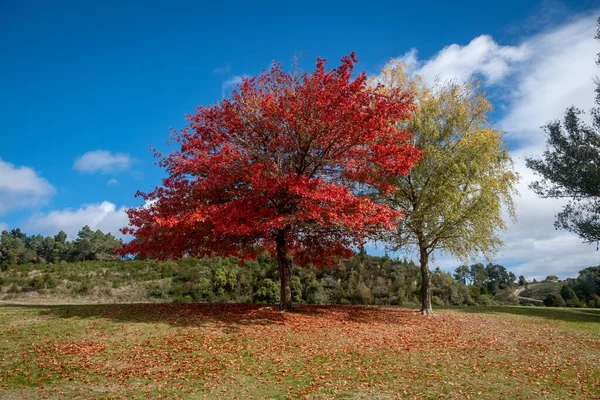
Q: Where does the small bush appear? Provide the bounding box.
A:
[192,278,213,301]
[27,276,45,291]
[253,278,279,304]
[42,273,57,289]
[354,281,372,305]
[560,285,580,307]
[290,276,303,303]
[147,283,166,298]
[431,296,444,306]
[308,286,329,304]
[73,281,91,296]
[477,295,493,306]
[544,293,566,307]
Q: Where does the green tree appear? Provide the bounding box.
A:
[485,263,513,295]
[377,65,518,314]
[518,275,527,287]
[544,293,566,307]
[525,19,600,244]
[560,285,580,307]
[71,226,122,261]
[469,263,488,289]
[0,230,25,266]
[53,231,71,262]
[453,265,470,285]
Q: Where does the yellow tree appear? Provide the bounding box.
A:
[376,62,518,315]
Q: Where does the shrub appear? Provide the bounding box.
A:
[560,285,580,307]
[477,295,493,306]
[290,276,303,303]
[27,276,45,292]
[147,283,166,298]
[494,289,519,305]
[431,296,444,306]
[308,286,329,304]
[160,263,175,278]
[253,278,279,304]
[544,293,566,307]
[355,281,372,305]
[192,278,213,301]
[74,281,91,296]
[42,273,57,289]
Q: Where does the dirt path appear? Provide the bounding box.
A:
[514,286,544,303]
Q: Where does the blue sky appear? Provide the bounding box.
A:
[1,0,599,278]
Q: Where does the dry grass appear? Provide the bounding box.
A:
[0,303,598,399]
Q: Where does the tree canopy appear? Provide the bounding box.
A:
[376,62,518,314]
[122,53,421,310]
[0,226,122,266]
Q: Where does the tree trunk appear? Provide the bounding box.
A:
[419,246,433,315]
[275,230,293,311]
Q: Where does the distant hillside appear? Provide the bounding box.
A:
[520,282,563,301]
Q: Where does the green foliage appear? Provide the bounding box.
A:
[561,285,580,307]
[290,276,303,303]
[431,296,444,306]
[545,275,559,282]
[379,70,518,261]
[525,23,600,244]
[253,278,280,304]
[354,280,373,305]
[565,266,600,307]
[0,226,122,267]
[0,253,529,307]
[544,293,566,307]
[376,66,518,314]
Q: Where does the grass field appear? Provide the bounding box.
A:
[0,303,599,399]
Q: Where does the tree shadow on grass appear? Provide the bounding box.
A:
[6,303,286,332]
[453,305,600,324]
[1,302,422,331]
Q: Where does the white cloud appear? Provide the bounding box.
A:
[0,222,8,231]
[107,178,119,185]
[500,17,598,144]
[25,201,129,240]
[73,150,134,174]
[0,158,55,215]
[382,11,600,279]
[222,75,249,90]
[395,35,528,85]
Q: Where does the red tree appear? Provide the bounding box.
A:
[122,53,421,310]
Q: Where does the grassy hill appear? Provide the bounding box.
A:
[520,282,563,300]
